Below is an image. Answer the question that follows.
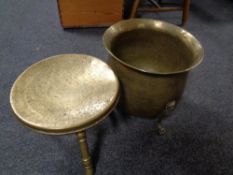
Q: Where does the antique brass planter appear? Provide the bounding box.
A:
[103,19,203,120]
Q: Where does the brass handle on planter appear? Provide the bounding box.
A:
[164,100,176,116]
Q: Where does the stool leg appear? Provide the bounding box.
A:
[130,0,140,18]
[77,131,93,175]
[182,0,191,26]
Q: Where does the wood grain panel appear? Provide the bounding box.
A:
[57,0,123,28]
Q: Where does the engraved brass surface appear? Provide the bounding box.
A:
[10,54,119,134]
[103,19,204,118]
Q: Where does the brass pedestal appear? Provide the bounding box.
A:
[10,54,119,175]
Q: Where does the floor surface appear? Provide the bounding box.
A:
[0,0,233,174]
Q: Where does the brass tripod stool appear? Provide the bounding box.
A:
[10,54,119,175]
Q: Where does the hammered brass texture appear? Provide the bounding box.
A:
[108,58,187,117]
[10,54,119,134]
[103,19,204,118]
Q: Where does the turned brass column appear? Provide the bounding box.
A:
[77,131,93,175]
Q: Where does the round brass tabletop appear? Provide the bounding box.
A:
[10,54,119,134]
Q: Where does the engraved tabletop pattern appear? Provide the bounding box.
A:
[10,54,119,134]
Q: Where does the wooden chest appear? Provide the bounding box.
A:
[57,0,124,28]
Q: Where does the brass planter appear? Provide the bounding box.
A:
[103,19,204,118]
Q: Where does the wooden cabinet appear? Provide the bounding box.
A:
[57,0,124,28]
